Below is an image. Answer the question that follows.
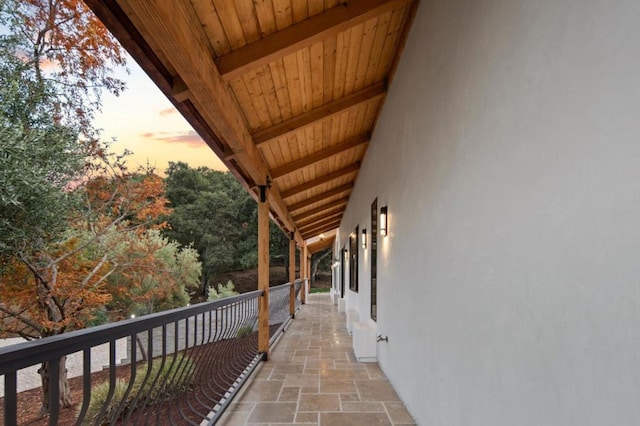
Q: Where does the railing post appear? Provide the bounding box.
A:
[258,184,270,359]
[289,232,296,317]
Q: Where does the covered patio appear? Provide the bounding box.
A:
[221,294,414,425]
[79,0,420,421]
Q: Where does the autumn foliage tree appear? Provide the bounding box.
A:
[0,0,202,417]
[2,0,127,133]
[0,160,203,414]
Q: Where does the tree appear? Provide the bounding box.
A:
[310,248,332,284]
[0,0,200,418]
[1,0,127,134]
[0,36,86,257]
[164,163,289,293]
[0,168,180,415]
[0,0,128,256]
[164,163,248,292]
[103,230,201,318]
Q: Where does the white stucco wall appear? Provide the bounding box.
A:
[338,0,640,424]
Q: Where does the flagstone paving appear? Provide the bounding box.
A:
[219,294,415,425]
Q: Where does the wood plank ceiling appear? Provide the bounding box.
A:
[86,0,418,245]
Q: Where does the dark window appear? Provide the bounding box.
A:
[371,199,378,321]
[349,227,358,292]
[340,247,346,298]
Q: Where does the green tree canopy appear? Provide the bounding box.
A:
[164,162,289,293]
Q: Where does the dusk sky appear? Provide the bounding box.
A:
[93,56,226,175]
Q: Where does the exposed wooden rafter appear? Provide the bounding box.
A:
[288,184,353,212]
[271,134,369,180]
[298,210,344,229]
[307,237,335,254]
[281,163,360,199]
[85,0,418,243]
[214,0,413,80]
[253,83,386,147]
[302,221,342,239]
[299,215,343,234]
[293,198,350,222]
[296,205,344,226]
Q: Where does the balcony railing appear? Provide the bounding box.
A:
[0,280,303,425]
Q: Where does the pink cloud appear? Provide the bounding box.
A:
[141,130,204,148]
[158,108,177,116]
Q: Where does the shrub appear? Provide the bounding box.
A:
[236,324,254,338]
[82,379,130,425]
[80,354,194,424]
[207,280,239,301]
[139,354,194,401]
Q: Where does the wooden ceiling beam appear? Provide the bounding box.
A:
[281,163,360,199]
[307,237,335,254]
[300,216,343,234]
[298,211,344,229]
[302,222,342,240]
[120,0,303,245]
[215,0,414,80]
[254,83,385,147]
[271,134,369,180]
[289,184,353,212]
[293,198,349,222]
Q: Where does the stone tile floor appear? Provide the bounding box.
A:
[219,294,415,425]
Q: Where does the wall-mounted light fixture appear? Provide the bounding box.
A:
[344,249,349,261]
[380,206,388,236]
[361,228,367,249]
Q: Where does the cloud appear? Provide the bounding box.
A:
[141,130,205,148]
[16,50,58,71]
[158,107,177,116]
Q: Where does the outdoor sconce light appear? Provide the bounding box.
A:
[380,206,388,236]
[361,228,367,249]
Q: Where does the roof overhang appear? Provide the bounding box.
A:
[86,0,418,244]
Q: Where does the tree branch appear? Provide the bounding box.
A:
[0,304,43,335]
[80,253,110,287]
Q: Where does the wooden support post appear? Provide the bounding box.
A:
[289,233,296,317]
[258,185,270,359]
[307,255,312,298]
[302,243,309,304]
[300,242,307,304]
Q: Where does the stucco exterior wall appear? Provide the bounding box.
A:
[337,0,640,424]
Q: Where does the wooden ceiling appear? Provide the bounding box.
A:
[87,0,418,245]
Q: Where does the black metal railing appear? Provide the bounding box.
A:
[268,281,303,345]
[0,280,304,425]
